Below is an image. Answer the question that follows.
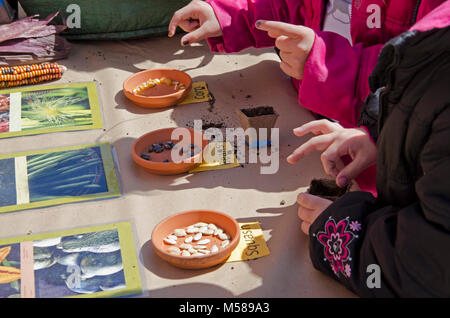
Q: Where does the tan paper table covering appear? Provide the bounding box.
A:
[0,34,356,298]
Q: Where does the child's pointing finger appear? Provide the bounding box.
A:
[255,20,308,39]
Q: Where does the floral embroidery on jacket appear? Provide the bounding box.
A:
[313,217,360,278]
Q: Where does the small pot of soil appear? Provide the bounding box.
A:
[307,178,351,201]
[236,106,279,147]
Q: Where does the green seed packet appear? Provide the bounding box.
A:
[0,82,102,139]
[0,142,121,214]
[0,222,142,298]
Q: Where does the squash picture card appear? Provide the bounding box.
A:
[0,222,142,298]
[0,142,121,214]
[0,82,102,139]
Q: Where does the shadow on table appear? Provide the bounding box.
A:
[65,35,218,75]
[65,34,271,80]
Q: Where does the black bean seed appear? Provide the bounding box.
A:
[140,154,151,160]
[164,142,174,149]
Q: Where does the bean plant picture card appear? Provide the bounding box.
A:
[0,82,102,139]
[0,222,142,298]
[0,143,121,214]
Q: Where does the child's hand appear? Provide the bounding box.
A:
[287,120,377,187]
[168,0,222,46]
[297,193,332,235]
[255,20,315,80]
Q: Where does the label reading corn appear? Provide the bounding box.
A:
[178,81,211,105]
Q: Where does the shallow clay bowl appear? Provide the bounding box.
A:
[123,69,192,108]
[132,127,208,175]
[152,210,240,269]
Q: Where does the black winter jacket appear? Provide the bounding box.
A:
[308,25,450,297]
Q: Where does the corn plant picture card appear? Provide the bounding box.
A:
[0,143,121,214]
[0,82,102,139]
[0,222,142,298]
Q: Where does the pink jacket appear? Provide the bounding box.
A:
[205,0,446,128]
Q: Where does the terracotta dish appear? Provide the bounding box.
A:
[132,127,208,175]
[123,69,192,108]
[151,210,241,269]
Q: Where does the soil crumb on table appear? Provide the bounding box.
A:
[241,106,275,117]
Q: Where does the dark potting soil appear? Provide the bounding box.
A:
[241,106,275,117]
[202,122,224,130]
[307,178,350,201]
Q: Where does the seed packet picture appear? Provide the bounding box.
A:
[0,94,9,132]
[32,230,126,297]
[0,143,121,214]
[0,82,102,138]
[0,244,21,298]
[0,223,142,298]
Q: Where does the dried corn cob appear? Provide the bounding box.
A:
[0,62,66,88]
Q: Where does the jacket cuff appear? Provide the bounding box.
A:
[205,0,274,53]
[309,192,376,287]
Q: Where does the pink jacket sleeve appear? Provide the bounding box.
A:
[206,0,382,128]
[205,0,310,52]
[298,31,383,128]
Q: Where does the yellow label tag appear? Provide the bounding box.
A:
[189,142,240,173]
[178,81,211,105]
[226,222,270,262]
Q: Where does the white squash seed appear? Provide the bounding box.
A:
[193,245,207,250]
[221,240,230,248]
[167,235,178,241]
[197,239,210,245]
[193,232,202,241]
[214,229,223,236]
[211,245,219,253]
[163,238,177,245]
[198,249,211,255]
[181,250,191,257]
[167,246,180,254]
[218,233,230,240]
[173,229,187,237]
[198,226,208,234]
[184,236,193,243]
[208,223,217,230]
[186,227,199,234]
[204,229,214,235]
[179,243,192,250]
[194,222,208,228]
